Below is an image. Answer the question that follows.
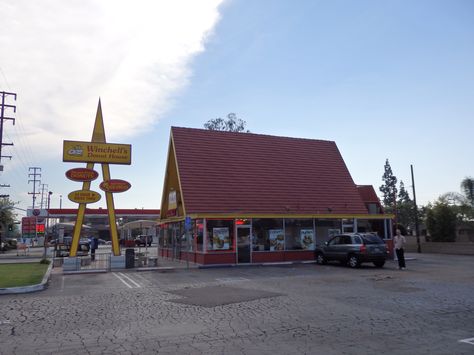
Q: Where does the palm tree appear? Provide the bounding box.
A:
[461,177,474,207]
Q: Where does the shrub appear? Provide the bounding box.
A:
[426,203,457,242]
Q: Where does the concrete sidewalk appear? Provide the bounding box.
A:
[0,246,47,263]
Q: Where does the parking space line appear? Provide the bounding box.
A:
[216,277,250,283]
[118,272,142,288]
[134,274,153,286]
[112,272,133,288]
[459,337,474,345]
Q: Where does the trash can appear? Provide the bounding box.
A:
[125,248,135,269]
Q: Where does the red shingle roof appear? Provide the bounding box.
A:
[172,127,368,215]
[356,185,381,203]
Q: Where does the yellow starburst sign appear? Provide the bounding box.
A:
[63,100,131,257]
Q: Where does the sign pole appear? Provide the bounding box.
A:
[102,162,120,256]
[70,162,94,257]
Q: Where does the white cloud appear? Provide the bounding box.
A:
[0,0,223,157]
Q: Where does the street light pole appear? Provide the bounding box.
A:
[42,191,52,259]
[47,191,52,232]
[411,164,421,253]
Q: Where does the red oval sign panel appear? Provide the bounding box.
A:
[65,168,99,182]
[99,179,131,193]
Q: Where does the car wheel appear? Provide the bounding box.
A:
[373,260,385,268]
[347,255,360,268]
[315,252,326,265]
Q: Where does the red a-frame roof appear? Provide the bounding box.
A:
[171,127,368,216]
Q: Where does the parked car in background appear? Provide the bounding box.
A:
[1,238,18,250]
[135,235,153,247]
[315,233,388,268]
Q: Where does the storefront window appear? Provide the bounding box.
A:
[358,219,386,239]
[284,219,315,250]
[159,224,172,248]
[315,219,341,245]
[206,219,234,252]
[342,218,354,233]
[158,225,165,247]
[194,219,204,252]
[252,219,284,251]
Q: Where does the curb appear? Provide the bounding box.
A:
[136,266,175,272]
[199,260,317,269]
[62,269,108,275]
[0,262,53,295]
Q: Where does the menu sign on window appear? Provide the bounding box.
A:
[212,227,230,250]
[300,229,314,250]
[269,229,284,251]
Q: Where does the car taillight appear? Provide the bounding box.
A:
[359,244,366,253]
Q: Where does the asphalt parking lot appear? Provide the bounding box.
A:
[1,253,473,355]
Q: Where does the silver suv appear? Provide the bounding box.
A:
[315,233,388,268]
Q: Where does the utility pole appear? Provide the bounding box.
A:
[0,183,9,199]
[28,167,41,209]
[0,91,16,200]
[0,91,16,167]
[40,183,48,209]
[411,164,421,253]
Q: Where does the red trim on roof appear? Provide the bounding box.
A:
[47,208,160,216]
[171,127,368,215]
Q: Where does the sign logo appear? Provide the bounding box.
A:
[99,179,131,193]
[68,145,84,156]
[66,168,99,182]
[68,190,101,204]
[63,140,132,165]
[32,209,40,216]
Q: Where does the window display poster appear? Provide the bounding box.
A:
[300,229,314,250]
[213,227,230,250]
[269,229,284,251]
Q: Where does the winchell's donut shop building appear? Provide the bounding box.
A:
[158,127,393,265]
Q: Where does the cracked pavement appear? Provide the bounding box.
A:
[1,253,473,354]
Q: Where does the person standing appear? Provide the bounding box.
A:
[90,236,98,261]
[394,229,406,270]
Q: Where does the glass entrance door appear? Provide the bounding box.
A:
[237,226,251,263]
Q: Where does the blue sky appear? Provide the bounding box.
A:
[0,0,473,214]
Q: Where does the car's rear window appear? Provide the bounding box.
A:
[361,234,384,244]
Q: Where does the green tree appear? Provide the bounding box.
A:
[0,198,17,249]
[425,202,457,242]
[461,177,474,207]
[204,113,249,132]
[397,180,414,230]
[439,190,474,222]
[379,159,398,214]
